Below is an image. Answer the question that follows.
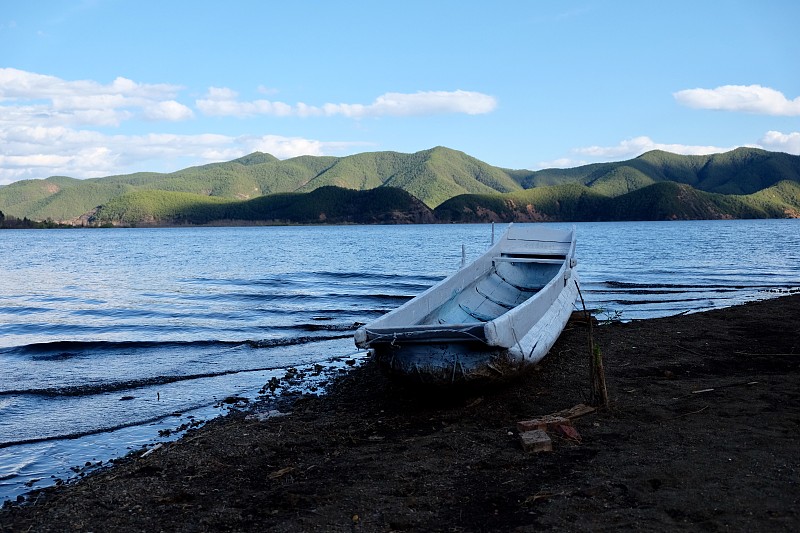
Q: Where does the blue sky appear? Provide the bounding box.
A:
[1,0,798,185]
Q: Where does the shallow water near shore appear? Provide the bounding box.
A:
[1,219,799,501]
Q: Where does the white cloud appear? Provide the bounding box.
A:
[204,86,238,100]
[239,135,327,158]
[536,157,589,169]
[0,67,192,126]
[196,88,293,117]
[537,136,738,168]
[759,130,800,154]
[325,90,498,118]
[196,88,498,118]
[574,136,734,160]
[142,100,194,121]
[0,69,381,185]
[0,124,367,185]
[0,68,497,186]
[674,85,800,116]
[0,100,133,127]
[538,132,800,170]
[0,68,182,101]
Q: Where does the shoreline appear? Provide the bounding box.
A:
[2,294,799,532]
[0,350,366,503]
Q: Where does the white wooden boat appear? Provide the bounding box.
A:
[354,225,579,384]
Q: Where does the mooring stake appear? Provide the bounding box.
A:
[575,280,609,408]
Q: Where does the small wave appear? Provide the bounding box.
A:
[185,271,441,288]
[222,292,416,304]
[600,287,743,296]
[371,293,414,300]
[0,455,39,480]
[296,323,360,332]
[0,408,211,450]
[2,339,233,357]
[603,280,793,290]
[29,352,84,361]
[356,309,394,316]
[2,334,351,358]
[246,334,350,347]
[0,372,244,398]
[603,296,739,306]
[0,305,50,316]
[71,308,190,320]
[295,271,443,283]
[0,334,348,399]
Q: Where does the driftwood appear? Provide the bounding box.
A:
[554,403,596,419]
[140,443,163,458]
[517,403,594,451]
[517,415,571,433]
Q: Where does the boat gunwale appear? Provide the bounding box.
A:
[358,323,489,345]
[355,225,577,351]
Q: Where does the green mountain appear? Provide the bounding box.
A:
[511,148,800,196]
[0,146,522,221]
[293,147,521,207]
[434,180,800,222]
[434,184,607,222]
[1,146,799,224]
[90,186,435,226]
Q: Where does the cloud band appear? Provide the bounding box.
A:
[196,89,498,118]
[674,84,800,116]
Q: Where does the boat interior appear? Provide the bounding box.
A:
[418,253,565,326]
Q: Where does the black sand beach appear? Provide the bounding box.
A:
[2,295,799,532]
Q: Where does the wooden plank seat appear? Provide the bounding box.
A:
[493,256,565,264]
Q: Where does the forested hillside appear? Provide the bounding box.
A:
[89,186,436,226]
[434,180,800,222]
[1,146,799,225]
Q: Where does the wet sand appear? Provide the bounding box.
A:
[2,295,799,532]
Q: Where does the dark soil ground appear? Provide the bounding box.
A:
[3,295,799,532]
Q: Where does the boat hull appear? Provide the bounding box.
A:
[369,270,579,384]
[355,225,579,385]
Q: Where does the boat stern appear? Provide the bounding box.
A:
[370,341,527,385]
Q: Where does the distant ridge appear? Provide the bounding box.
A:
[1,146,799,225]
[434,180,800,222]
[88,186,436,226]
[511,148,800,195]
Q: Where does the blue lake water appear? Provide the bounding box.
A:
[1,220,799,501]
